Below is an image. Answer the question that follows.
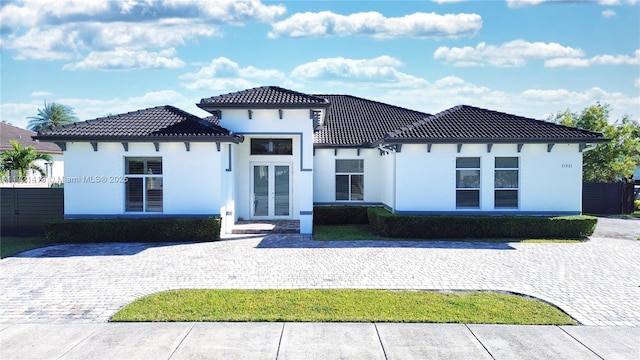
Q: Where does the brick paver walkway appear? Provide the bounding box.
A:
[1,219,639,325]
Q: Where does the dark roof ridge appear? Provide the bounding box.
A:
[200,85,329,105]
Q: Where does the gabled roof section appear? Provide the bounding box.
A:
[0,123,63,154]
[313,95,431,147]
[34,106,241,142]
[384,105,605,143]
[198,86,329,109]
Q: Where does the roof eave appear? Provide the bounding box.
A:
[382,137,609,144]
[313,143,376,149]
[33,135,244,144]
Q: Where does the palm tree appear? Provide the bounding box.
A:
[27,101,79,132]
[0,140,53,181]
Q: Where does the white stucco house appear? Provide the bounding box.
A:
[1,123,64,187]
[35,86,605,234]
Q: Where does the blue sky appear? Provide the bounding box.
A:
[1,0,638,130]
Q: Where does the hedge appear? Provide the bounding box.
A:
[367,208,597,239]
[313,206,370,225]
[44,217,221,243]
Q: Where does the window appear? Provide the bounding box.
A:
[336,159,364,201]
[250,139,292,155]
[125,157,163,212]
[495,157,518,208]
[456,157,480,208]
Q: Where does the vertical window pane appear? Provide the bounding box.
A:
[495,170,518,188]
[125,178,143,211]
[495,190,518,208]
[456,170,480,188]
[336,175,349,200]
[456,190,479,208]
[146,178,163,212]
[351,175,364,200]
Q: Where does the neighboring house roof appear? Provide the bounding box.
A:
[0,123,63,154]
[313,95,431,147]
[34,106,241,143]
[384,105,606,144]
[198,86,330,109]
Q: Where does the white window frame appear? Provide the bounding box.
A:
[335,159,364,201]
[494,157,519,209]
[456,157,481,209]
[125,157,163,213]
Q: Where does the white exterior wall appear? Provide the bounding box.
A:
[220,108,317,233]
[394,143,583,214]
[63,141,224,217]
[313,148,384,205]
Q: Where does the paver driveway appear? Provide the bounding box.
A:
[1,218,639,325]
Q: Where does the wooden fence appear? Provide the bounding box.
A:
[1,188,64,236]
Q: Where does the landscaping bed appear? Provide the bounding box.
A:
[313,206,597,240]
[44,217,221,243]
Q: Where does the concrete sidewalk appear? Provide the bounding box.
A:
[2,323,639,360]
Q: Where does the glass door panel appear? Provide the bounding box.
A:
[274,165,290,216]
[253,165,269,216]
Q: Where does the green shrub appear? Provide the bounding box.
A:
[635,200,640,211]
[313,206,370,225]
[367,208,597,239]
[44,217,221,243]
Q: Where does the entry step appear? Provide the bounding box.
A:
[232,220,300,234]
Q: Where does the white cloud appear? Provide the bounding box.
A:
[602,9,617,17]
[30,91,54,98]
[63,48,186,70]
[179,57,286,91]
[1,0,285,67]
[291,56,428,87]
[268,11,482,39]
[507,0,636,7]
[545,49,640,67]
[0,90,207,130]
[434,39,584,67]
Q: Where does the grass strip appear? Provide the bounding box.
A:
[1,237,53,259]
[111,289,576,325]
[313,225,585,243]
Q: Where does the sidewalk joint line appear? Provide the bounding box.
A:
[465,324,495,360]
[275,322,285,359]
[374,323,389,360]
[168,323,195,360]
[557,326,604,360]
[56,324,101,360]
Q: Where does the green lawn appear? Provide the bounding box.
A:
[111,289,576,325]
[1,237,54,259]
[313,225,584,243]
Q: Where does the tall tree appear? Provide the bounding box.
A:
[551,103,640,182]
[0,140,53,181]
[27,101,79,132]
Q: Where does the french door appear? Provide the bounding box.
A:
[251,163,291,218]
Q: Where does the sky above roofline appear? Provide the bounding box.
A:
[1,0,638,130]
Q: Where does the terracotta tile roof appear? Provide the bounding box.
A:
[313,95,431,147]
[0,123,62,154]
[35,106,239,141]
[199,86,329,108]
[384,105,605,143]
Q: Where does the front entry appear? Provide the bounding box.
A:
[251,163,291,218]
